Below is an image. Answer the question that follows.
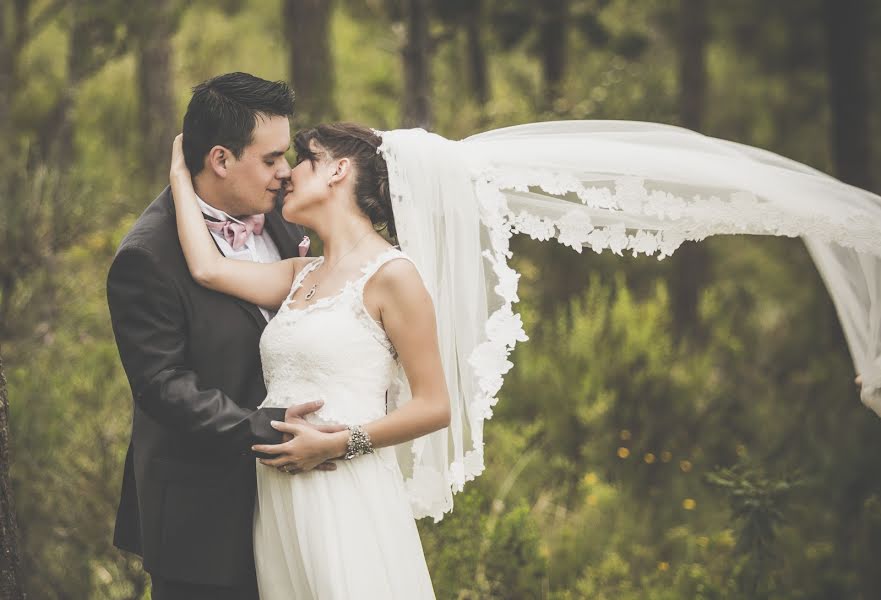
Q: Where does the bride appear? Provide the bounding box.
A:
[169,124,444,599]
[171,116,881,599]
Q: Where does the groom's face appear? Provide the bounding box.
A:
[224,114,292,216]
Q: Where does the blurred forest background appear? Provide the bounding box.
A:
[2,0,881,598]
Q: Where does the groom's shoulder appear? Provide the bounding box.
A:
[115,187,178,258]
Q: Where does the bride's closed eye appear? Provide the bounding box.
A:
[293,151,312,166]
[293,143,320,168]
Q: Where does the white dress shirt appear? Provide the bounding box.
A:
[197,195,281,322]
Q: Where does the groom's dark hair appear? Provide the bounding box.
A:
[182,72,295,175]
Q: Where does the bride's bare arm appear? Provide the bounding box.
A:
[169,134,302,310]
[253,258,451,470]
[355,259,451,446]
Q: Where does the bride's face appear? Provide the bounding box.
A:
[282,140,334,223]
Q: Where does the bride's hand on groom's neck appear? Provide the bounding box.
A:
[170,134,189,180]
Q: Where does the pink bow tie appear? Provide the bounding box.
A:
[205,214,265,250]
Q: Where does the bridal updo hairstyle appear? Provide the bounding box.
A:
[293,123,396,239]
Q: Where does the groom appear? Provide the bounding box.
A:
[108,73,320,599]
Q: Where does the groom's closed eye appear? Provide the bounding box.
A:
[263,150,288,166]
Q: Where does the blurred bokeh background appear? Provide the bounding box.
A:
[2,0,881,598]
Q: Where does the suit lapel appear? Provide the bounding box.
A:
[264,210,298,259]
[231,289,268,331]
[211,229,267,332]
[201,209,269,332]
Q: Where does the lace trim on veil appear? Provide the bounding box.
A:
[495,172,881,258]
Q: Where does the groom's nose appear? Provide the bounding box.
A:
[276,157,292,180]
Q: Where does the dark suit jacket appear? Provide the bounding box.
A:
[107,187,306,585]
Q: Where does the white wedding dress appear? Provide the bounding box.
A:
[254,247,436,599]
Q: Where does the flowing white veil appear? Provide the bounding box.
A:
[378,121,881,521]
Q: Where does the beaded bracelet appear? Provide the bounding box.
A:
[344,425,375,460]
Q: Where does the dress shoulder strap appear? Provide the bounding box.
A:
[353,247,414,294]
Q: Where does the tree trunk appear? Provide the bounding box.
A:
[464,0,488,106]
[539,0,568,109]
[0,0,30,148]
[0,5,12,143]
[671,0,709,340]
[0,355,24,600]
[135,0,178,187]
[39,0,129,165]
[825,0,881,585]
[51,0,91,164]
[678,0,707,132]
[284,0,337,127]
[402,0,432,128]
[824,0,872,191]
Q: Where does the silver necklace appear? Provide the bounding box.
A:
[303,231,373,301]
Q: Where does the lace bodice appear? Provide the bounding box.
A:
[258,248,408,425]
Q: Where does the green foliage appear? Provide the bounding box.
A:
[490,240,880,599]
[417,424,549,599]
[6,218,145,598]
[705,463,805,599]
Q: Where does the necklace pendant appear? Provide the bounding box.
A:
[304,284,317,301]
